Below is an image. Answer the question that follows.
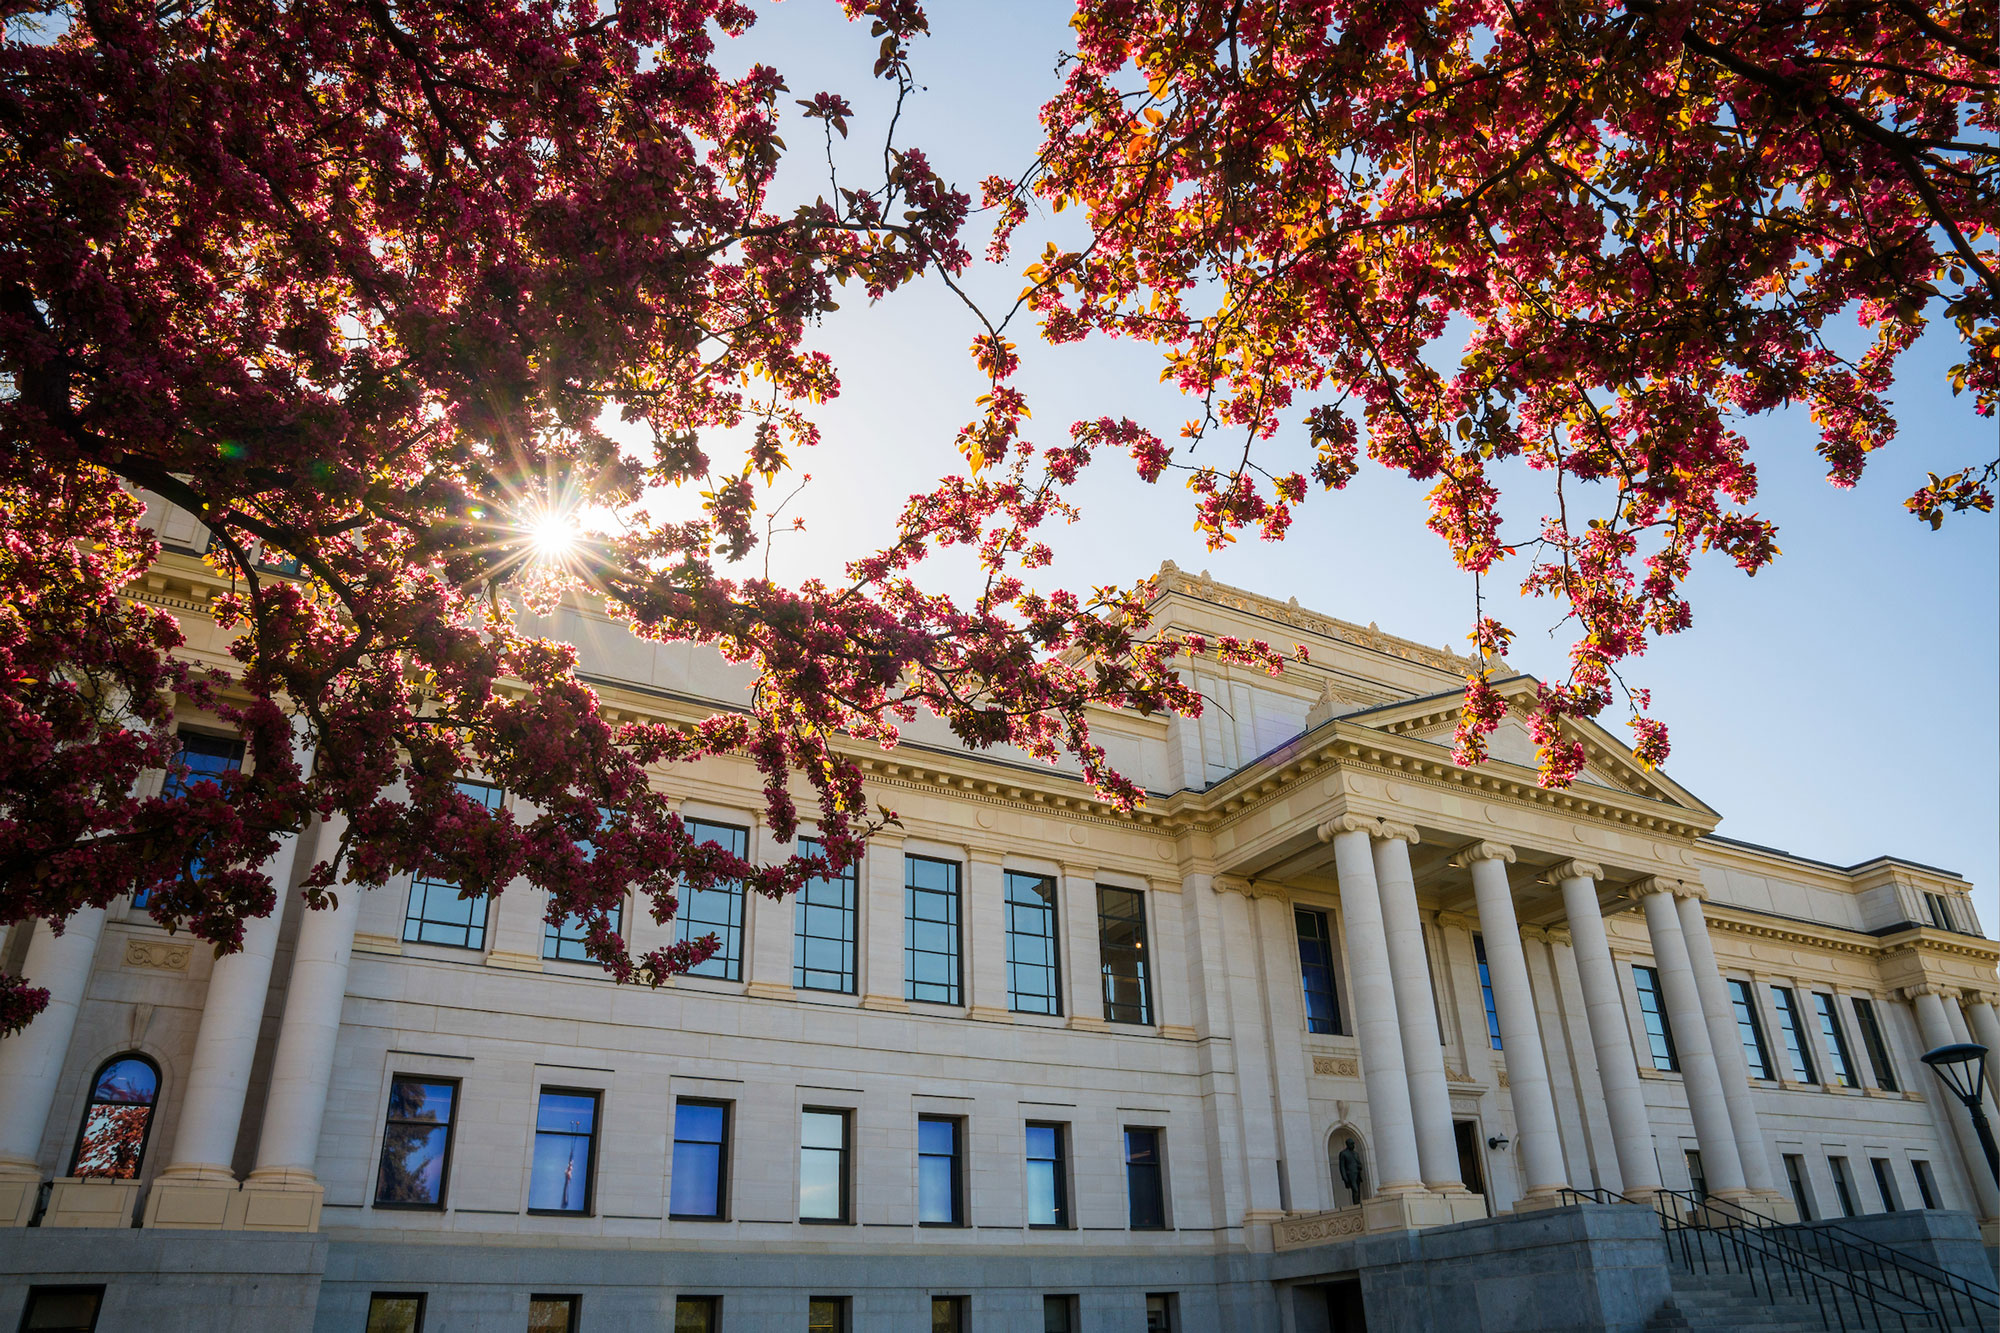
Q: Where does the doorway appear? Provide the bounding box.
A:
[1453,1120,1489,1216]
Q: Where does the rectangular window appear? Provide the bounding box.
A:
[1870,1157,1900,1211]
[403,779,504,949]
[808,1297,848,1333]
[1025,1122,1069,1229]
[136,731,248,909]
[1631,964,1678,1071]
[670,1099,730,1219]
[543,899,622,963]
[1098,885,1153,1025]
[905,855,963,1006]
[528,1089,598,1215]
[1042,1296,1078,1333]
[1925,892,1954,931]
[799,1108,850,1223]
[930,1298,966,1333]
[676,820,749,980]
[1472,934,1502,1050]
[1685,1149,1707,1202]
[793,837,858,993]
[1727,979,1774,1080]
[1295,908,1344,1036]
[374,1077,458,1208]
[674,1297,719,1333]
[1125,1127,1166,1229]
[1851,996,1898,1092]
[1828,1156,1859,1217]
[1006,871,1063,1015]
[1771,986,1818,1083]
[19,1286,105,1333]
[1814,993,1858,1088]
[1145,1294,1179,1333]
[1783,1153,1814,1221]
[1912,1159,1940,1210]
[917,1115,964,1226]
[528,1296,578,1333]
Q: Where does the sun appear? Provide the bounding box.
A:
[525,507,581,561]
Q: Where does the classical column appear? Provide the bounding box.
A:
[1557,862,1663,1196]
[1318,819,1424,1200]
[240,814,361,1230]
[1250,888,1325,1213]
[963,850,1009,1022]
[1214,881,1285,1220]
[0,907,110,1225]
[1672,890,1782,1206]
[1638,883,1747,1198]
[1465,844,1568,1205]
[858,833,907,1011]
[1373,825,1465,1196]
[1061,864,1105,1029]
[1965,993,2000,1104]
[1908,986,2000,1219]
[145,810,314,1228]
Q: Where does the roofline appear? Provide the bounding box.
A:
[1698,833,1967,883]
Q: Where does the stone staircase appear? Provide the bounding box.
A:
[1644,1228,1989,1332]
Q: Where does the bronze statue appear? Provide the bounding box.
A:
[1337,1136,1364,1206]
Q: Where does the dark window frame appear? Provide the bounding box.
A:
[1727,978,1774,1081]
[135,731,247,910]
[917,1113,965,1227]
[527,1294,580,1333]
[1813,992,1859,1088]
[402,779,505,950]
[793,837,859,994]
[669,1098,732,1221]
[1771,986,1818,1084]
[807,1296,850,1333]
[1472,933,1502,1050]
[1828,1155,1859,1217]
[67,1052,162,1180]
[1025,1121,1070,1229]
[1911,1159,1940,1210]
[1041,1295,1079,1333]
[1125,1126,1167,1230]
[1783,1153,1814,1221]
[1295,907,1344,1036]
[17,1285,106,1333]
[929,1296,968,1333]
[1005,870,1063,1016]
[1850,996,1898,1092]
[1869,1157,1899,1211]
[543,899,623,964]
[799,1106,852,1225]
[675,819,750,982]
[904,855,964,1007]
[1097,884,1153,1026]
[1631,964,1679,1072]
[527,1086,601,1216]
[364,1292,428,1333]
[672,1295,720,1332]
[372,1076,460,1210]
[1145,1292,1180,1333]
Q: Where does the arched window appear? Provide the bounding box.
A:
[69,1054,161,1179]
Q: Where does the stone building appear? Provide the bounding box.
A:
[1,534,1996,1332]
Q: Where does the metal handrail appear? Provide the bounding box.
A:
[1652,1189,1940,1332]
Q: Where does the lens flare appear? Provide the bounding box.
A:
[526,508,580,561]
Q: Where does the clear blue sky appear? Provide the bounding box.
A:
[695,3,1999,928]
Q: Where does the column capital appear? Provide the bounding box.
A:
[1434,910,1474,933]
[965,845,1005,866]
[1902,983,1952,1000]
[1460,840,1516,864]
[1375,820,1420,846]
[1632,875,1703,901]
[1059,861,1096,880]
[1213,874,1253,896]
[1548,859,1604,884]
[1316,814,1377,841]
[1965,989,2000,1007]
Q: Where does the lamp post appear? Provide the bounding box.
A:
[1921,1043,2000,1186]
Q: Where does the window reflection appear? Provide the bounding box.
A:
[69,1055,160,1180]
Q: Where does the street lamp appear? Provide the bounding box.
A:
[1921,1043,2000,1185]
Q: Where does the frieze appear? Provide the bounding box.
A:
[1273,1207,1366,1251]
[123,938,192,972]
[1312,1055,1360,1078]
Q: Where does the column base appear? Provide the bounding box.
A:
[239,1169,325,1232]
[1751,1191,1800,1223]
[143,1174,247,1230]
[1158,1024,1198,1041]
[484,949,543,972]
[1066,1015,1110,1033]
[1436,1187,1491,1223]
[42,1176,141,1229]
[965,1005,1012,1024]
[1510,1189,1572,1214]
[1363,1188,1456,1233]
[743,980,796,1001]
[857,993,907,1013]
[0,1162,40,1227]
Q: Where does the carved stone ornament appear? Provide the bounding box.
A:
[1631,875,1703,901]
[1498,1069,1511,1090]
[1443,1065,1482,1085]
[1463,841,1517,864]
[1548,860,1605,884]
[1376,821,1421,846]
[1274,1207,1367,1251]
[1313,1055,1361,1078]
[123,938,192,972]
[1316,814,1378,842]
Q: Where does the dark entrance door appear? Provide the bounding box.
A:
[1453,1120,1489,1215]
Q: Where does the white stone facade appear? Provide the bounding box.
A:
[2,550,1997,1331]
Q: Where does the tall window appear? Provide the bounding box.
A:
[1924,892,1954,931]
[1771,986,1818,1083]
[1006,871,1063,1015]
[1098,885,1153,1025]
[528,1296,579,1333]
[1296,908,1344,1036]
[1631,965,1678,1071]
[528,1089,598,1214]
[1145,1293,1179,1332]
[374,1077,458,1208]
[1783,1153,1814,1221]
[674,1297,719,1333]
[670,1100,730,1219]
[930,1298,967,1333]
[1870,1157,1900,1211]
[793,837,858,993]
[68,1054,160,1179]
[905,855,963,1005]
[1043,1296,1078,1333]
[808,1298,849,1333]
[1813,992,1858,1088]
[1025,1122,1069,1229]
[676,820,748,981]
[1851,996,1898,1091]
[1728,979,1774,1080]
[1472,934,1502,1050]
[544,808,620,962]
[1125,1127,1166,1229]
[136,731,247,908]
[1912,1159,1940,1210]
[19,1287,105,1333]
[799,1108,850,1223]
[404,780,504,949]
[1827,1155,1859,1217]
[1685,1149,1707,1202]
[366,1294,426,1333]
[917,1115,964,1225]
